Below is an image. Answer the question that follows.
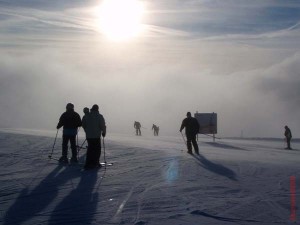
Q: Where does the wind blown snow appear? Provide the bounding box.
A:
[0,129,299,225]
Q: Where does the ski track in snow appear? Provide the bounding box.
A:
[0,130,299,225]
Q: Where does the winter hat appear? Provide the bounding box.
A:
[91,104,99,111]
[83,107,89,114]
[66,103,74,110]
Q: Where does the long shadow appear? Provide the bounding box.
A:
[192,153,237,181]
[203,142,249,151]
[4,164,81,225]
[48,169,99,225]
[191,210,259,223]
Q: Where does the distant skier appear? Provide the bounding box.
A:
[180,112,200,154]
[284,125,292,150]
[56,103,82,163]
[152,124,159,136]
[82,104,106,169]
[134,121,141,136]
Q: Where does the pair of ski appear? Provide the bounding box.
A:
[81,162,114,171]
[48,156,113,167]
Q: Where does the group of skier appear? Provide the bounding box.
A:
[56,103,293,169]
[133,113,200,154]
[56,103,106,169]
[133,122,160,136]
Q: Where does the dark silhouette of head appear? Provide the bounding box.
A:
[91,104,99,111]
[186,112,192,118]
[66,103,74,111]
[83,107,89,114]
[285,125,288,129]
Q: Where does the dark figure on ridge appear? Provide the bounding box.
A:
[180,112,200,154]
[82,104,106,169]
[134,121,142,136]
[57,103,82,163]
[284,125,292,150]
[152,124,159,136]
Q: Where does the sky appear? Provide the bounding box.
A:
[0,0,300,137]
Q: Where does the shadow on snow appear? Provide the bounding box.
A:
[4,159,102,225]
[48,169,99,225]
[203,141,249,151]
[192,153,237,181]
[191,210,260,223]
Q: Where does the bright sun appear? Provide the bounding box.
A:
[98,0,145,41]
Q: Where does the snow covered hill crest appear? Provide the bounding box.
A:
[0,130,299,225]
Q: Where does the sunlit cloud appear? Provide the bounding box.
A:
[0,0,300,137]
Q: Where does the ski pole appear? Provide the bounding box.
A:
[77,138,86,162]
[49,129,59,159]
[103,137,106,164]
[76,127,80,147]
[76,128,80,160]
[180,131,188,148]
[78,139,87,150]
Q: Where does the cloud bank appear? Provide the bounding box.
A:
[0,0,299,137]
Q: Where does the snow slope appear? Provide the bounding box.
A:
[0,130,299,225]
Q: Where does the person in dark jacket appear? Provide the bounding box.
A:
[152,124,159,136]
[134,121,141,136]
[180,112,200,154]
[284,125,292,150]
[82,104,106,169]
[57,103,82,163]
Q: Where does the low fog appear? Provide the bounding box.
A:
[0,0,300,137]
[1,43,299,137]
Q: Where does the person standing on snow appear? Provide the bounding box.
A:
[180,112,200,154]
[56,103,82,163]
[134,121,142,136]
[284,125,292,150]
[82,104,106,169]
[152,124,159,136]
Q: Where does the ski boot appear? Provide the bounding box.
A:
[59,156,69,164]
[70,157,78,163]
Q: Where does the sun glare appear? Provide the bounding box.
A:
[98,0,145,41]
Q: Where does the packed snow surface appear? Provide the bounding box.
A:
[0,129,299,225]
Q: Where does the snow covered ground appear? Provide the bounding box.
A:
[0,129,299,225]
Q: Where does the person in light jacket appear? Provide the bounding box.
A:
[82,104,106,169]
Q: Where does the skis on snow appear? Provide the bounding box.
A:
[48,157,114,167]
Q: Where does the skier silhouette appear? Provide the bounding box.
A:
[152,124,159,136]
[284,125,292,150]
[82,104,106,169]
[134,121,141,136]
[56,103,82,163]
[180,112,200,154]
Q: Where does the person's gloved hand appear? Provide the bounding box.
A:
[102,132,106,137]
